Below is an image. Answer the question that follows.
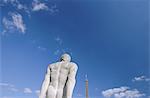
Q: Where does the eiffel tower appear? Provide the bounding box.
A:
[85,74,88,98]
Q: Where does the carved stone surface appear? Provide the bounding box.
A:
[39,53,78,98]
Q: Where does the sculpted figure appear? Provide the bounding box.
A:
[39,53,78,98]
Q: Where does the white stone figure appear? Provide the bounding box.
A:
[39,53,78,98]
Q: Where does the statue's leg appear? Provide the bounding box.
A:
[47,86,57,98]
[56,88,64,98]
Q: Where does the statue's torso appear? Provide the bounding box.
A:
[47,61,71,98]
[50,62,70,89]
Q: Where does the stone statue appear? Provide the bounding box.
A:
[39,53,78,98]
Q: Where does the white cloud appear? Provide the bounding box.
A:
[102,86,145,98]
[17,3,28,11]
[0,82,40,97]
[32,0,49,11]
[2,0,58,15]
[102,87,129,98]
[132,75,150,82]
[2,17,15,33]
[3,0,23,9]
[23,88,32,94]
[1,0,59,19]
[32,0,58,14]
[2,0,31,16]
[0,83,14,87]
[3,0,22,10]
[3,0,18,4]
[0,82,18,92]
[49,4,59,14]
[17,4,31,16]
[2,12,26,34]
[11,13,26,33]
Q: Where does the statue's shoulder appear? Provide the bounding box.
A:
[48,62,60,68]
[69,62,78,69]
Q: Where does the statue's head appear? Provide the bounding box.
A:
[60,53,71,62]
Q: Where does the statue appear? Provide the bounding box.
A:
[39,53,78,98]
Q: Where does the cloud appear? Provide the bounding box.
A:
[2,0,27,11]
[2,12,26,34]
[11,13,26,33]
[1,0,58,35]
[1,0,58,22]
[32,0,58,14]
[17,4,31,16]
[2,17,15,33]
[102,86,145,98]
[0,83,14,87]
[132,75,150,82]
[2,0,18,4]
[32,0,49,11]
[2,0,31,17]
[102,87,129,98]
[0,82,18,92]
[1,0,59,36]
[48,4,59,14]
[23,88,32,94]
[0,82,40,97]
[2,0,24,9]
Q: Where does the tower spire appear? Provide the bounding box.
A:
[85,74,88,81]
[85,74,88,98]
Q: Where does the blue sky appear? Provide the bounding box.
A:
[0,0,149,98]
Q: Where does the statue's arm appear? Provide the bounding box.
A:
[66,63,78,98]
[39,65,51,98]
